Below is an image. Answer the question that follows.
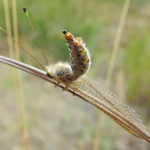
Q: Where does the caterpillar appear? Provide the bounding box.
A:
[46,30,91,89]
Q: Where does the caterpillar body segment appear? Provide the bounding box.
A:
[63,30,91,79]
[46,62,73,84]
[46,31,91,89]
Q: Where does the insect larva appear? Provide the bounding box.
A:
[46,30,91,89]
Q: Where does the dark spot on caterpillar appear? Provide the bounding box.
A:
[78,55,81,57]
[71,39,73,41]
[65,68,71,73]
[81,63,83,65]
[71,66,76,70]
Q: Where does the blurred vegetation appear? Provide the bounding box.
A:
[0,0,150,149]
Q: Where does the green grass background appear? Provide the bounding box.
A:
[0,0,150,149]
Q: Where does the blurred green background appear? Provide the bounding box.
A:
[0,0,150,149]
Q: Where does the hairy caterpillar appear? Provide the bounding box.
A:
[46,30,91,89]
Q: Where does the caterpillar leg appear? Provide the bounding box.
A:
[73,92,76,96]
[62,85,69,91]
[55,82,60,88]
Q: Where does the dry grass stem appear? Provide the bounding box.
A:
[3,1,31,149]
[94,1,131,149]
[106,0,130,87]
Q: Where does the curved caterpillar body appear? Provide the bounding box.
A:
[46,30,91,88]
